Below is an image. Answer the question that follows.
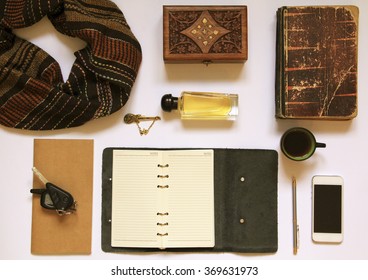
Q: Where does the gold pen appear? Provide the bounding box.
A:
[292,176,299,254]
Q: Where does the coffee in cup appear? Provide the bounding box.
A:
[280,127,326,161]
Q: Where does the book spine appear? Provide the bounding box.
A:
[275,7,286,118]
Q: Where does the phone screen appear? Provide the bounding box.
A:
[313,184,342,233]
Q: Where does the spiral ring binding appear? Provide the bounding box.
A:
[157,212,169,216]
[157,164,170,237]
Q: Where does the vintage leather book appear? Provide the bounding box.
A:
[101,148,278,254]
[163,6,247,64]
[276,6,359,120]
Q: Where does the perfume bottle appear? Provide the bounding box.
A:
[161,91,238,120]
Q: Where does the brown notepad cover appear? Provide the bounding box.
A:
[31,139,94,255]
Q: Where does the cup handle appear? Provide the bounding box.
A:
[316,142,326,148]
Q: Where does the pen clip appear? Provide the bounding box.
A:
[297,224,300,249]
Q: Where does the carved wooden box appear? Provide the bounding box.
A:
[163,6,247,64]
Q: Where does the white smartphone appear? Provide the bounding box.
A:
[312,175,343,243]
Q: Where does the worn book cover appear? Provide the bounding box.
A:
[276,6,358,120]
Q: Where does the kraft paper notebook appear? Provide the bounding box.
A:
[101,148,278,253]
[31,139,93,255]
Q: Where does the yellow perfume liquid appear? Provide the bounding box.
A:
[161,91,238,120]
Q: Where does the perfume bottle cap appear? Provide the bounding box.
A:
[161,94,178,112]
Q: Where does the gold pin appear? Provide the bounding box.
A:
[124,113,161,136]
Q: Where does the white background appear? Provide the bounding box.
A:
[1,0,367,264]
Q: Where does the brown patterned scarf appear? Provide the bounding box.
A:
[0,0,142,130]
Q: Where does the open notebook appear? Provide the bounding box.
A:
[102,148,278,253]
[111,149,215,249]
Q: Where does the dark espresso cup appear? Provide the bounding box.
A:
[280,127,326,161]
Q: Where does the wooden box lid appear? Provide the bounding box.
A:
[163,6,247,64]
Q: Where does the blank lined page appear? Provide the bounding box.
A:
[164,150,215,248]
[111,150,160,247]
[111,149,215,249]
